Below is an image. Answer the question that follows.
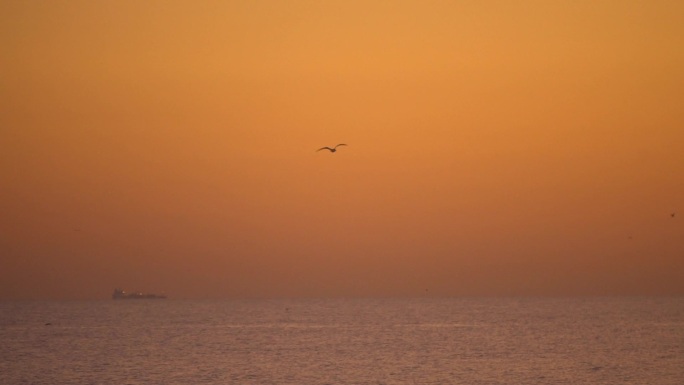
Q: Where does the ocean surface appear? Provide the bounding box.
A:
[1,297,682,384]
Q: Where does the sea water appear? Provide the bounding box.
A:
[1,297,682,384]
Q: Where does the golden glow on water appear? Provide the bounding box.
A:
[1,299,683,383]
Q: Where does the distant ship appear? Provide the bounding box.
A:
[112,288,167,299]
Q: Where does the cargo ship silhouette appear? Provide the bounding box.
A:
[112,288,167,299]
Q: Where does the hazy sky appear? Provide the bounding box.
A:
[2,0,683,300]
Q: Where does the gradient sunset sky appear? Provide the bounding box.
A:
[2,0,683,300]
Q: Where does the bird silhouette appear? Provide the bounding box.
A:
[317,144,347,153]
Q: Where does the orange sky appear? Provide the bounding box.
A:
[2,0,683,299]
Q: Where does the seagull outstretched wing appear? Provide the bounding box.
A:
[316,144,347,152]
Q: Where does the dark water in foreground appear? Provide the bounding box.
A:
[1,298,682,384]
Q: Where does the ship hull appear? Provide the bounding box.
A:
[112,289,167,299]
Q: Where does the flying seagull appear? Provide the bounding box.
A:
[317,144,347,153]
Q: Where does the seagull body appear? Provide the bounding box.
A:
[317,144,347,153]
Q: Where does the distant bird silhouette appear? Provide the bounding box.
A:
[317,144,347,153]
